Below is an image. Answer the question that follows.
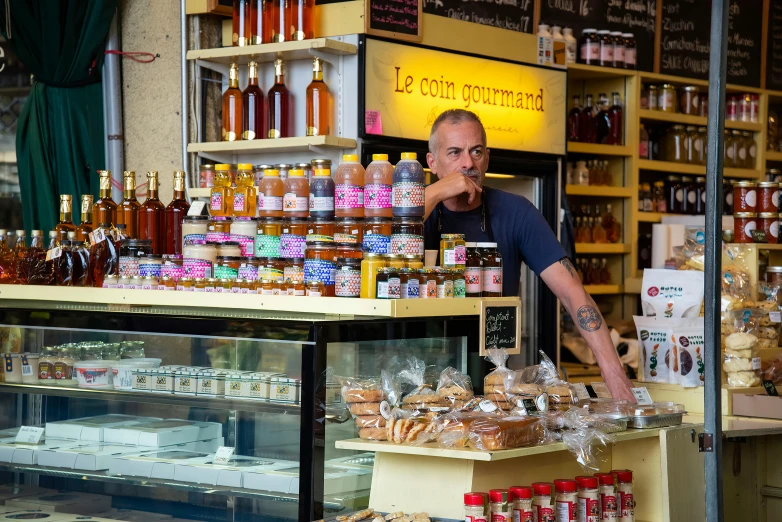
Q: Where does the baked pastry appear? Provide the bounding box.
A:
[723,357,752,373]
[403,394,447,405]
[725,348,753,359]
[509,383,543,397]
[484,391,510,403]
[343,389,386,403]
[355,415,386,428]
[726,370,761,387]
[760,326,779,340]
[359,427,387,440]
[485,371,510,386]
[484,384,506,394]
[349,402,381,415]
[384,513,405,521]
[438,384,473,399]
[440,414,546,450]
[725,332,758,351]
[546,385,575,411]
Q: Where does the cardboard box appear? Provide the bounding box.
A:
[45,415,154,442]
[7,492,111,514]
[103,420,211,447]
[0,439,79,465]
[173,456,296,488]
[108,449,214,480]
[37,444,144,471]
[732,393,782,419]
[251,465,372,495]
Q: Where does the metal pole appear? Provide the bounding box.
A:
[704,1,728,521]
[103,8,124,203]
[180,0,191,197]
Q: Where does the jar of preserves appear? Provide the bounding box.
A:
[759,213,780,244]
[404,255,423,269]
[646,85,659,111]
[280,218,308,258]
[103,274,119,289]
[206,217,232,244]
[390,217,424,256]
[230,217,257,257]
[658,84,677,112]
[159,275,175,290]
[767,266,782,283]
[700,93,709,117]
[182,216,208,247]
[392,152,426,218]
[579,29,599,65]
[288,279,306,296]
[335,258,361,297]
[435,269,454,298]
[554,480,577,522]
[421,268,437,299]
[759,182,780,214]
[680,86,700,115]
[733,130,748,168]
[199,164,215,188]
[306,218,335,243]
[666,176,682,213]
[193,277,208,292]
[375,268,389,298]
[38,346,59,382]
[489,490,511,522]
[744,131,757,169]
[215,255,241,280]
[262,258,285,282]
[724,180,735,214]
[259,279,275,295]
[399,268,420,299]
[337,243,363,259]
[334,217,364,245]
[734,212,757,243]
[216,241,242,258]
[361,253,386,298]
[139,254,163,278]
[309,167,335,220]
[727,94,739,121]
[238,257,260,281]
[698,127,708,165]
[54,344,77,381]
[440,233,466,269]
[652,181,666,213]
[453,269,466,298]
[129,275,143,290]
[387,268,401,299]
[480,243,503,297]
[363,217,392,254]
[685,126,699,164]
[256,218,282,258]
[119,239,152,278]
[183,241,217,278]
[464,243,482,297]
[284,257,305,284]
[304,241,337,296]
[664,125,688,163]
[724,129,736,167]
[734,181,758,212]
[623,33,636,69]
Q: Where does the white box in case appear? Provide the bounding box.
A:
[0,485,54,505]
[45,415,153,442]
[108,449,213,480]
[247,465,372,495]
[6,492,112,514]
[103,420,204,447]
[37,444,144,471]
[173,456,296,488]
[0,440,80,465]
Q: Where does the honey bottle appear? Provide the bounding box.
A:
[211,164,235,217]
[165,170,191,256]
[234,164,258,217]
[89,223,119,288]
[76,195,94,243]
[94,170,118,226]
[118,171,141,238]
[55,194,77,242]
[139,171,166,254]
[268,59,290,139]
[242,61,264,140]
[222,63,243,141]
[306,57,330,136]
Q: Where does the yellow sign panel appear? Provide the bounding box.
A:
[364,38,566,155]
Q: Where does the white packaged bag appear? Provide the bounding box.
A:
[641,269,704,318]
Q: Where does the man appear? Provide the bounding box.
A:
[424,109,634,402]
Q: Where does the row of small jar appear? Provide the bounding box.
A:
[653,125,757,168]
[732,213,782,244]
[641,83,759,122]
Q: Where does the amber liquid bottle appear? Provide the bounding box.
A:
[55,194,77,243]
[89,223,119,288]
[139,171,166,254]
[253,0,271,44]
[18,230,52,286]
[94,170,118,226]
[271,0,288,42]
[118,171,141,239]
[232,0,253,46]
[291,0,313,40]
[76,194,94,243]
[306,57,330,136]
[268,59,290,139]
[242,61,264,140]
[222,63,243,141]
[165,171,191,256]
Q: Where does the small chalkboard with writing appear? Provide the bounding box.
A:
[767,1,782,90]
[726,0,762,87]
[366,0,422,42]
[422,0,533,34]
[480,298,521,355]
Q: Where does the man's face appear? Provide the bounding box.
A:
[426,121,489,187]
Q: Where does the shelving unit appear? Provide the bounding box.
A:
[566,142,633,156]
[565,185,633,197]
[575,243,631,254]
[185,38,358,65]
[583,284,625,295]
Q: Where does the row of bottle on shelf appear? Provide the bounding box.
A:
[537,24,637,68]
[232,0,314,45]
[566,160,613,187]
[639,124,757,169]
[566,93,624,145]
[575,257,612,285]
[221,58,328,141]
[570,205,621,244]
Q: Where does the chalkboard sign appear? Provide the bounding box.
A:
[480,298,521,355]
[767,1,782,90]
[727,0,762,86]
[422,0,533,34]
[539,0,656,72]
[366,0,422,41]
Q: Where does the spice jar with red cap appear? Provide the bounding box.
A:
[734,212,758,243]
[576,476,599,522]
[554,479,577,522]
[733,181,758,212]
[611,470,635,522]
[532,483,554,522]
[509,486,533,522]
[464,492,488,522]
[489,489,512,522]
[595,473,618,521]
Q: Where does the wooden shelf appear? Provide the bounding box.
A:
[565,185,634,197]
[638,159,705,174]
[766,150,782,162]
[639,109,706,126]
[566,142,632,156]
[725,242,782,251]
[189,188,211,198]
[187,136,357,155]
[566,63,637,80]
[624,277,642,294]
[637,212,695,223]
[724,167,763,179]
[583,284,625,294]
[575,243,631,254]
[725,120,763,132]
[186,38,357,65]
[639,71,708,88]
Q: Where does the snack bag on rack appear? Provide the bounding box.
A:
[672,317,706,388]
[641,269,704,318]
[398,357,449,412]
[483,348,513,412]
[633,316,677,384]
[436,366,474,409]
[339,376,390,440]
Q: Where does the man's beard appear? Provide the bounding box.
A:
[460,168,483,187]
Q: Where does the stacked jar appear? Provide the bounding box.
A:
[733,181,759,244]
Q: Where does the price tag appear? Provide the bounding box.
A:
[771,312,781,323]
[45,247,62,261]
[573,383,591,402]
[213,446,235,464]
[763,380,779,396]
[20,355,33,376]
[590,382,613,399]
[632,387,654,406]
[15,426,44,445]
[89,228,106,245]
[187,200,207,217]
[752,357,762,370]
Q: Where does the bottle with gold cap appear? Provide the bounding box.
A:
[335,154,365,218]
[291,0,313,41]
[118,171,141,238]
[267,59,290,139]
[258,168,284,218]
[222,63,243,141]
[211,164,235,217]
[165,170,191,255]
[94,170,117,226]
[283,168,309,218]
[76,195,94,243]
[364,154,393,218]
[234,164,257,217]
[306,57,330,137]
[242,61,263,140]
[271,0,287,43]
[139,171,165,254]
[55,194,77,242]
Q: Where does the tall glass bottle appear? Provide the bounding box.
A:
[55,194,77,242]
[222,63,243,141]
[139,171,166,254]
[94,170,117,226]
[68,231,90,287]
[608,92,623,145]
[268,59,291,139]
[567,95,581,142]
[253,0,271,44]
[165,171,191,255]
[43,230,59,284]
[18,230,51,286]
[118,171,141,239]
[291,0,313,40]
[595,93,611,144]
[242,61,264,140]
[232,0,252,46]
[306,57,330,137]
[76,195,94,243]
[580,94,596,144]
[602,204,622,243]
[89,223,119,288]
[0,229,9,283]
[271,0,288,42]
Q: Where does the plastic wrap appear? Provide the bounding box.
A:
[483,348,512,408]
[384,415,436,444]
[761,358,782,384]
[398,357,448,410]
[340,377,387,404]
[723,331,761,387]
[641,269,704,318]
[558,408,616,473]
[436,366,474,408]
[433,412,546,450]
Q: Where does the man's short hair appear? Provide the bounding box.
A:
[428,109,487,154]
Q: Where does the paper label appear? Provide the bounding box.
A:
[365,110,383,134]
[483,266,502,292]
[187,200,206,216]
[752,357,762,370]
[335,185,365,209]
[556,500,575,522]
[283,193,308,213]
[46,247,62,261]
[213,446,235,464]
[619,492,633,518]
[259,195,283,211]
[573,382,591,402]
[89,228,106,244]
[379,400,392,419]
[310,194,335,212]
[600,494,618,520]
[479,399,498,412]
[364,183,392,209]
[771,311,781,323]
[763,380,779,396]
[20,355,33,376]
[578,497,599,522]
[16,426,44,445]
[632,387,653,405]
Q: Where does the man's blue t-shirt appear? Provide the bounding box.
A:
[424,187,567,297]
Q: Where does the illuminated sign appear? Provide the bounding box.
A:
[363,38,566,155]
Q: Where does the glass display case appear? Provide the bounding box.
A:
[0,289,479,522]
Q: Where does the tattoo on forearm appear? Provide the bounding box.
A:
[559,257,576,278]
[576,305,603,332]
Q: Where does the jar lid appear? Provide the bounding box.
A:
[667,175,681,181]
[611,470,633,483]
[254,164,274,170]
[276,163,293,169]
[183,216,208,222]
[337,257,360,265]
[660,83,675,88]
[238,163,253,170]
[404,254,422,259]
[509,486,532,500]
[696,177,706,182]
[440,233,465,239]
[215,164,230,171]
[554,479,577,493]
[476,242,497,248]
[342,154,359,162]
[365,216,392,223]
[464,492,486,506]
[488,489,509,503]
[766,266,782,273]
[234,216,257,221]
[295,163,312,170]
[597,29,610,34]
[219,241,241,247]
[143,275,157,281]
[199,164,215,170]
[760,213,779,218]
[531,482,552,495]
[759,181,779,188]
[681,176,693,182]
[311,159,332,167]
[648,84,658,89]
[372,154,389,161]
[672,124,686,129]
[364,252,385,258]
[583,28,596,33]
[683,85,699,92]
[769,169,782,174]
[401,152,418,160]
[734,212,757,218]
[742,131,752,136]
[144,254,163,260]
[595,473,615,486]
[263,169,280,177]
[575,476,598,489]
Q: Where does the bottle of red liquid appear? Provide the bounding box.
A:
[165,171,191,255]
[568,95,582,142]
[580,94,596,144]
[608,92,623,146]
[595,93,611,144]
[139,171,165,254]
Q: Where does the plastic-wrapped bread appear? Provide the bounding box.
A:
[355,415,386,428]
[436,412,546,450]
[723,357,753,373]
[726,370,761,387]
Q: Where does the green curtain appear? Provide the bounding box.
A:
[1,0,117,234]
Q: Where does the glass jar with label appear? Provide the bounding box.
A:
[215,256,241,279]
[453,269,466,298]
[646,85,658,111]
[199,164,216,188]
[256,218,282,258]
[611,470,634,522]
[724,180,735,214]
[207,217,232,244]
[363,217,392,254]
[55,344,78,382]
[733,130,748,168]
[680,86,700,115]
[216,241,242,258]
[440,233,466,269]
[480,242,502,297]
[375,268,389,299]
[361,253,386,298]
[405,254,423,270]
[724,129,736,167]
[435,268,454,298]
[230,217,257,257]
[664,125,687,163]
[532,483,554,522]
[689,127,705,165]
[386,254,406,270]
[283,257,304,284]
[119,239,152,278]
[283,169,310,218]
[680,176,695,214]
[489,490,511,522]
[734,181,758,212]
[182,216,208,248]
[759,182,780,214]
[666,176,682,214]
[258,168,284,217]
[306,218,335,243]
[554,479,577,522]
[759,213,779,244]
[183,241,217,278]
[334,217,364,245]
[399,268,420,299]
[304,241,337,296]
[309,168,335,220]
[337,244,362,259]
[734,212,758,243]
[390,217,424,256]
[744,131,757,169]
[509,487,533,522]
[38,346,59,382]
[392,152,426,218]
[464,492,487,522]
[465,242,482,297]
[684,126,699,164]
[658,84,677,112]
[695,177,706,215]
[238,257,260,281]
[334,258,361,297]
[280,218,308,258]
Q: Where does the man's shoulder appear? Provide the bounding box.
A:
[486,187,534,213]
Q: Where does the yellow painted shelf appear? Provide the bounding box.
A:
[575,243,631,254]
[566,63,637,80]
[639,71,708,88]
[725,167,764,179]
[638,159,705,174]
[565,185,634,197]
[766,150,782,162]
[188,188,211,198]
[185,38,357,64]
[639,109,706,126]
[187,136,357,155]
[637,212,691,223]
[566,142,632,156]
[624,277,642,294]
[583,284,625,294]
[725,120,763,132]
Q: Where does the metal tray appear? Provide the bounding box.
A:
[627,412,684,429]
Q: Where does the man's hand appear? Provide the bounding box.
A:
[603,367,636,402]
[424,172,483,220]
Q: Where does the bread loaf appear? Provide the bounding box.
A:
[359,427,387,440]
[344,389,386,403]
[355,415,386,428]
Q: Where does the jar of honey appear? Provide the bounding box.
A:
[390,217,425,256]
[337,244,362,259]
[260,279,276,295]
[335,258,361,298]
[436,269,454,298]
[335,217,364,245]
[440,234,466,269]
[405,255,423,270]
[280,218,308,258]
[215,256,242,280]
[386,254,406,270]
[193,277,207,292]
[361,253,386,298]
[216,278,232,293]
[256,218,282,258]
[399,269,419,299]
[306,280,324,296]
[159,275,175,290]
[759,213,779,244]
[421,268,437,299]
[216,241,242,258]
[307,218,335,243]
[284,258,305,284]
[734,212,757,243]
[207,217,232,244]
[453,270,466,298]
[238,257,260,281]
[304,241,337,296]
[263,258,285,282]
[363,217,392,254]
[288,279,306,296]
[176,276,193,291]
